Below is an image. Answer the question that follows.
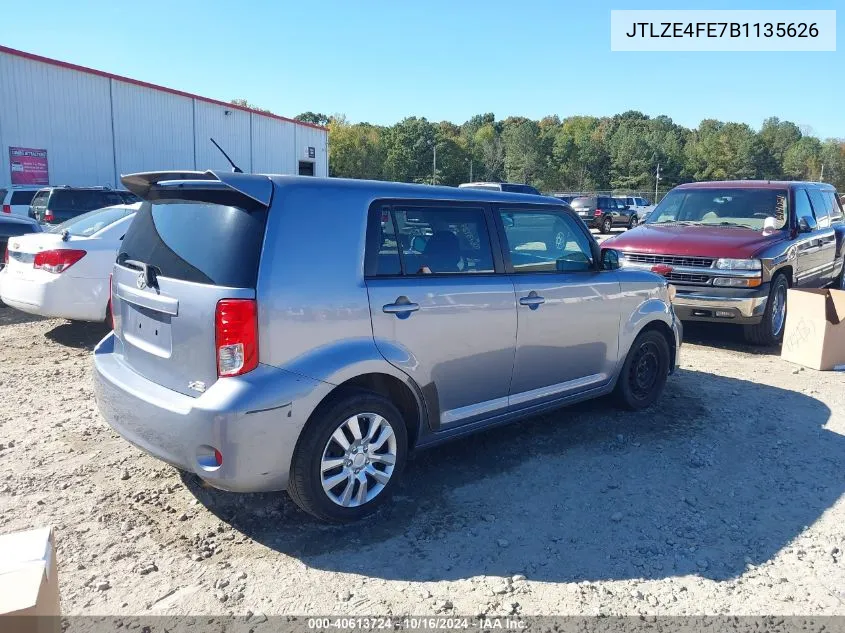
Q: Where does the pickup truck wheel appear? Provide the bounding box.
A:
[288,391,407,523]
[614,329,671,411]
[837,258,845,290]
[601,216,613,234]
[743,273,788,346]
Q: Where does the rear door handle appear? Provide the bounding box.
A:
[383,297,420,316]
[519,294,545,308]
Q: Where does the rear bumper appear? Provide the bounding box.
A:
[0,269,107,321]
[672,284,770,325]
[93,332,331,492]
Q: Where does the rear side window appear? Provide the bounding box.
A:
[118,201,268,287]
[823,191,843,223]
[30,191,49,210]
[10,190,37,205]
[369,205,494,276]
[795,189,815,226]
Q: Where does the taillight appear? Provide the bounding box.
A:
[2,205,10,214]
[44,209,54,223]
[215,299,258,377]
[594,209,603,216]
[33,249,86,274]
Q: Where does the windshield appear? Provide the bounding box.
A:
[48,205,136,236]
[645,188,789,230]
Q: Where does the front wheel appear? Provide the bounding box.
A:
[743,273,788,346]
[614,329,671,411]
[287,391,408,522]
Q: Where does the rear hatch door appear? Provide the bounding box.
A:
[112,171,272,397]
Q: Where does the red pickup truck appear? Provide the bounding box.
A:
[603,180,845,345]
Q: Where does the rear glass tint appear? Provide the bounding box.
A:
[118,201,268,287]
[570,198,594,208]
[0,221,38,238]
[10,190,37,205]
[49,190,123,212]
[51,205,135,237]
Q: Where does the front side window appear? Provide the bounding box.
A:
[371,206,495,276]
[808,189,831,228]
[795,189,815,227]
[499,208,594,273]
[647,188,789,230]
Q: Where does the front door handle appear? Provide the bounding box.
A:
[383,296,420,316]
[519,292,545,309]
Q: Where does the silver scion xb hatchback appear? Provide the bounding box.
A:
[94,171,682,522]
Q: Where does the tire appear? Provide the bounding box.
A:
[743,273,788,346]
[287,390,408,522]
[601,216,613,234]
[837,258,845,290]
[628,215,639,229]
[614,329,671,411]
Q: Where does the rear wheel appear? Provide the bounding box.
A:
[743,273,788,346]
[601,216,613,234]
[628,215,639,229]
[837,258,845,290]
[614,329,671,411]
[288,391,408,522]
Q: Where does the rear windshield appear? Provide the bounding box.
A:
[30,191,49,210]
[10,190,37,205]
[49,190,124,212]
[500,184,539,195]
[647,188,788,230]
[118,200,268,288]
[0,220,39,238]
[570,197,594,208]
[49,205,135,237]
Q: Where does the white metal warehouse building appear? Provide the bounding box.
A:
[0,46,328,188]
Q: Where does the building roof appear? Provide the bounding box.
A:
[0,45,327,133]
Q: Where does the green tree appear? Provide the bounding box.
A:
[473,124,505,182]
[295,112,332,126]
[820,139,845,190]
[382,117,436,183]
[327,116,385,180]
[230,98,272,114]
[783,137,823,180]
[684,120,762,181]
[503,120,542,184]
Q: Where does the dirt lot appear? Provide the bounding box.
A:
[1,305,844,618]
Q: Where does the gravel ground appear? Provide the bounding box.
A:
[1,304,844,618]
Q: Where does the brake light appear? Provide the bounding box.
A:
[2,205,10,214]
[215,299,258,377]
[44,210,54,223]
[594,209,603,216]
[33,249,86,273]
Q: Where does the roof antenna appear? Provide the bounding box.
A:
[210,137,243,173]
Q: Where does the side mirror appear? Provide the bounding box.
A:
[601,248,621,271]
[411,235,428,252]
[798,215,817,233]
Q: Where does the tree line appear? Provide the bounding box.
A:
[292,110,845,195]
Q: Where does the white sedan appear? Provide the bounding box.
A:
[1,204,138,321]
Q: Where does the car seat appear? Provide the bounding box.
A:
[422,231,462,273]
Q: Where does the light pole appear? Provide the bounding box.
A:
[654,162,661,203]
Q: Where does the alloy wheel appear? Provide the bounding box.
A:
[320,413,398,507]
[770,282,787,338]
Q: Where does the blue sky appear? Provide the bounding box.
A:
[1,0,842,138]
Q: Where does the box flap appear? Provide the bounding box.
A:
[786,288,830,319]
[0,527,52,576]
[0,561,47,614]
[827,289,845,324]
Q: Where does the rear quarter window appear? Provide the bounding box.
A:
[118,200,268,288]
[30,191,49,209]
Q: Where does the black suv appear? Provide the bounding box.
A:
[28,187,141,225]
[571,196,637,233]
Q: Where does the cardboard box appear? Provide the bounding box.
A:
[782,288,845,370]
[0,527,60,633]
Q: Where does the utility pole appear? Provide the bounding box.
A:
[820,164,825,182]
[469,159,473,182]
[655,163,661,203]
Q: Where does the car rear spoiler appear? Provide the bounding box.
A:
[121,170,273,207]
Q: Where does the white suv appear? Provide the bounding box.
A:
[1,186,42,217]
[614,196,655,221]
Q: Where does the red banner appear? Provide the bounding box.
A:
[9,147,49,185]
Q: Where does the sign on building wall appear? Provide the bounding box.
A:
[9,147,49,185]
